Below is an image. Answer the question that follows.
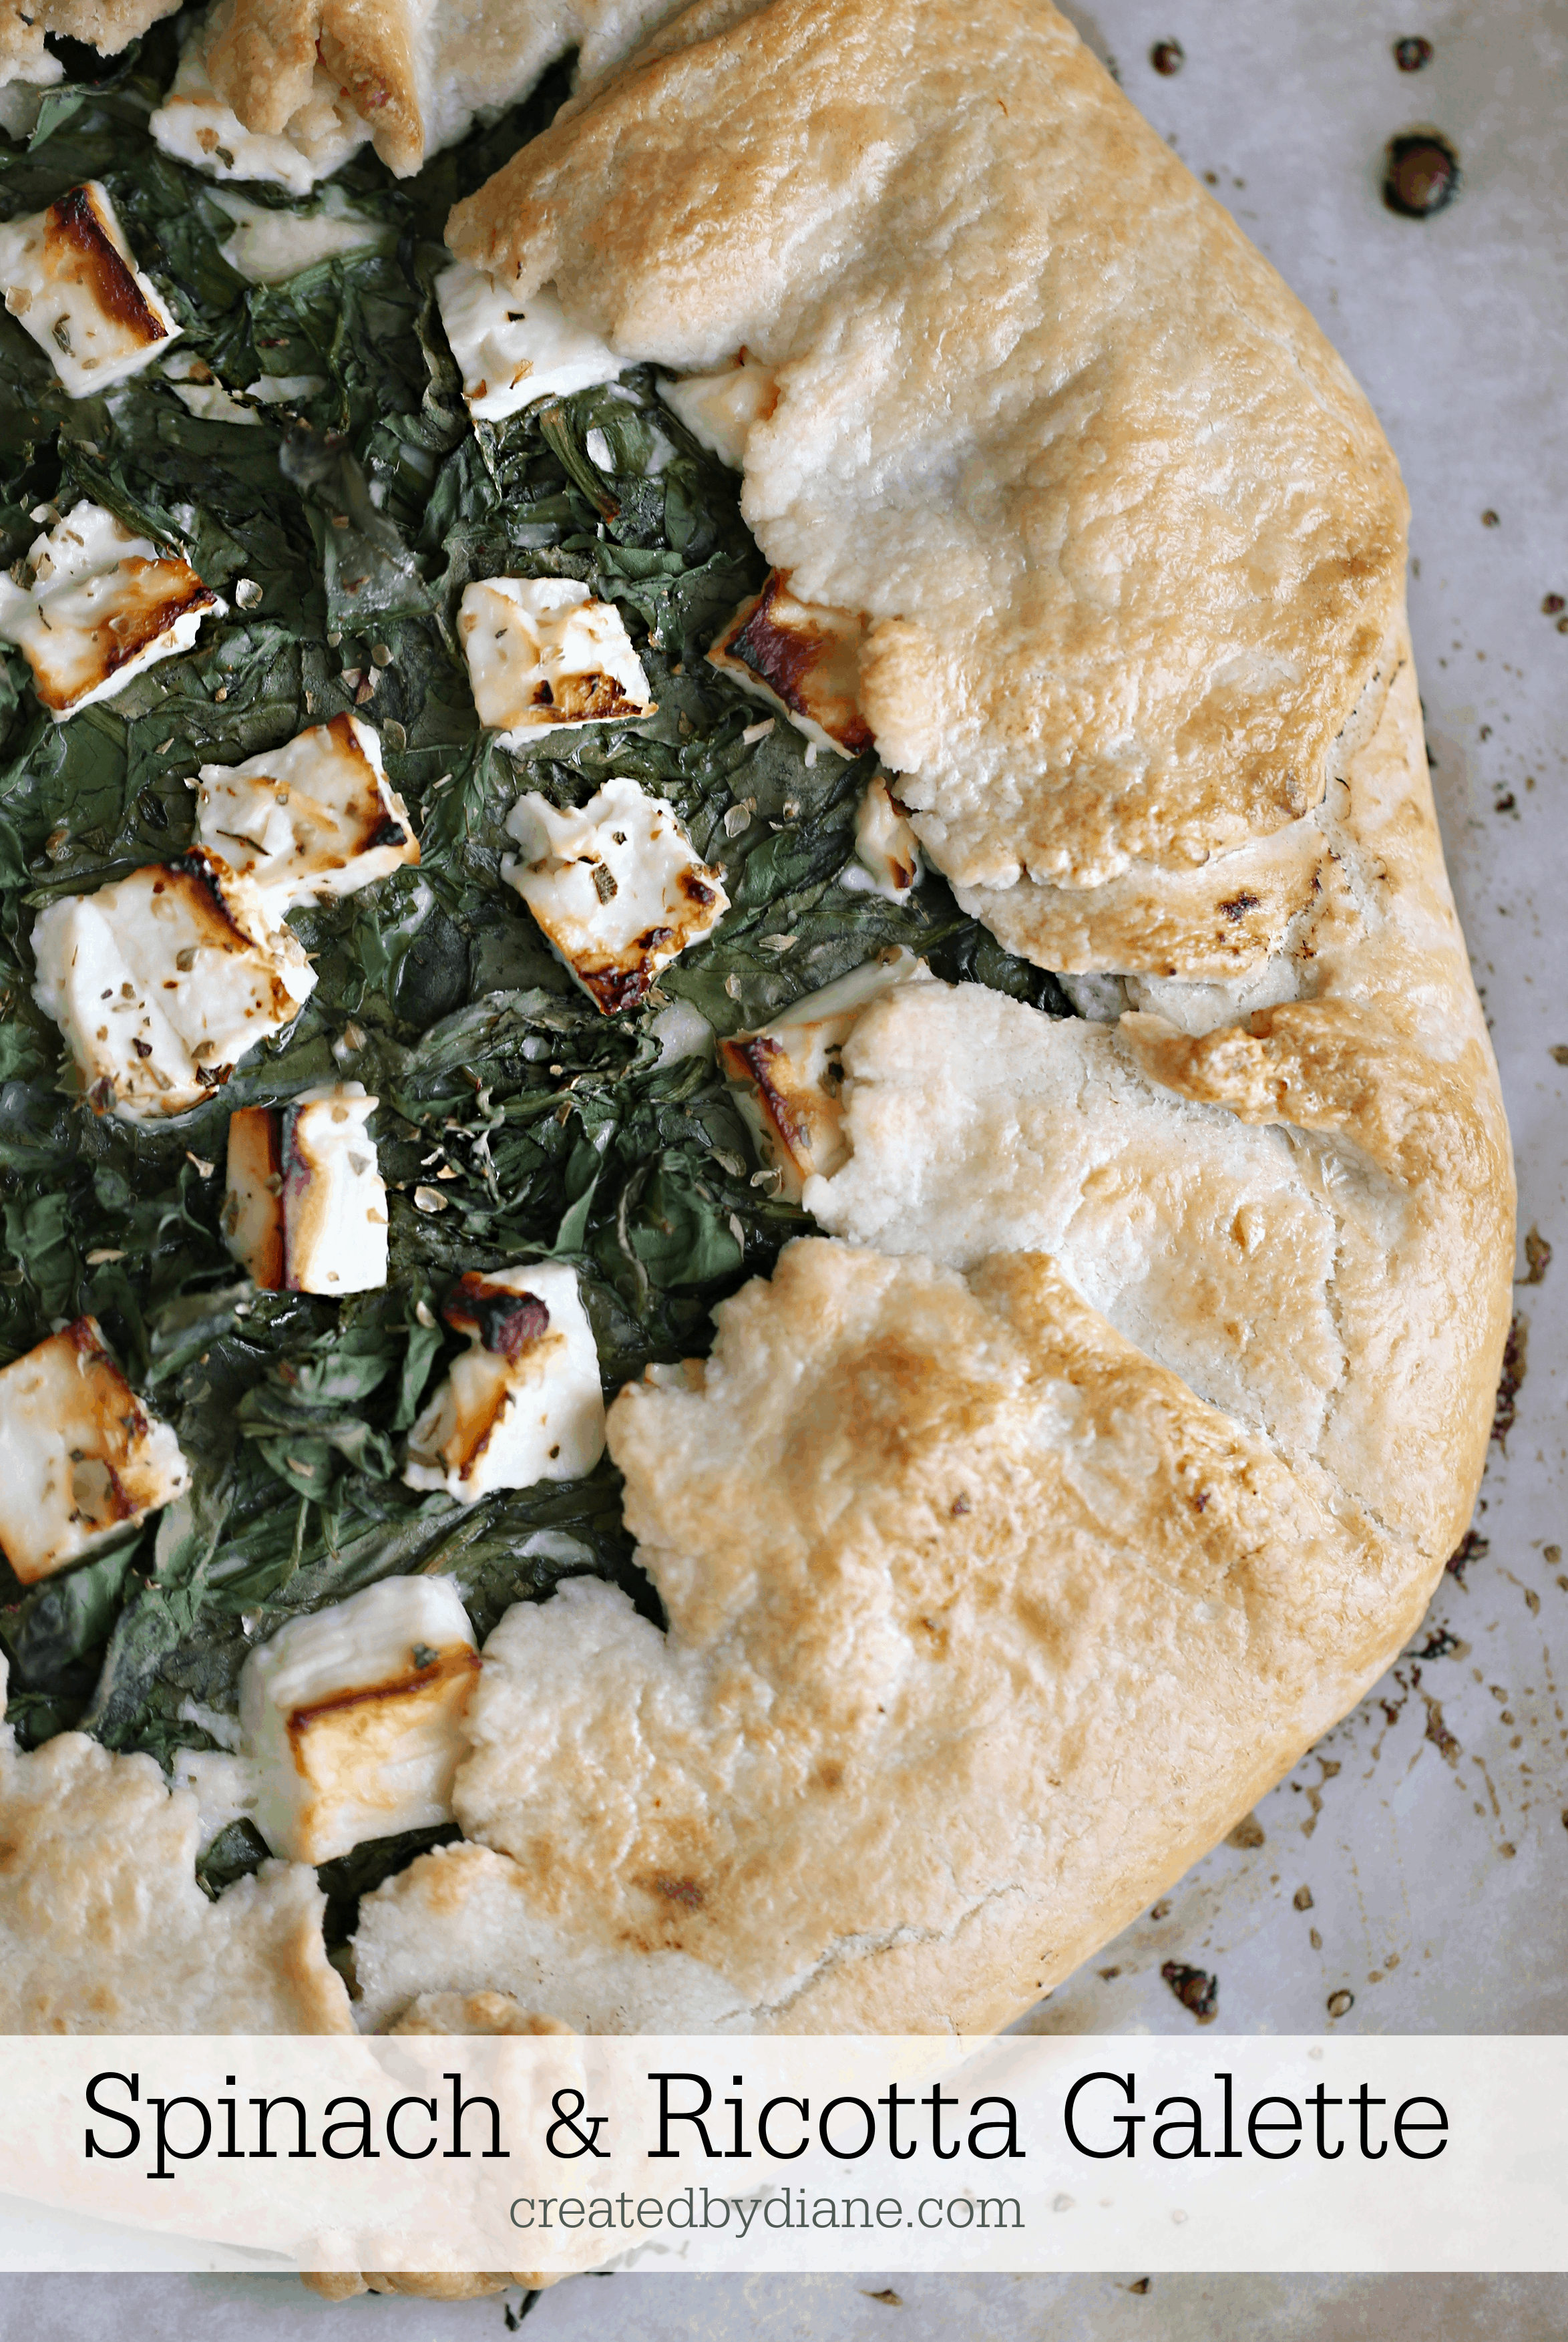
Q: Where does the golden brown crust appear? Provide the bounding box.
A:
[5,0,180,65]
[366,611,1521,2030]
[356,1239,1436,2034]
[954,820,1328,981]
[389,1988,572,2033]
[204,0,423,172]
[447,0,1409,929]
[200,0,425,170]
[194,0,695,176]
[302,2273,554,2300]
[315,0,422,173]
[1122,995,1511,1560]
[1125,632,1513,1560]
[0,2,51,81]
[951,623,1406,980]
[0,1695,354,2033]
[806,633,1513,1568]
[202,0,322,134]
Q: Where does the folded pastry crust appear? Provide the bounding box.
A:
[449,0,1410,943]
[186,0,688,175]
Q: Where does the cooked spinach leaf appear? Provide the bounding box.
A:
[0,26,1068,1815]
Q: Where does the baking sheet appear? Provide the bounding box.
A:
[2,0,1564,2327]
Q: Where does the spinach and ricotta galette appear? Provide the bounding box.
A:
[0,0,1513,2053]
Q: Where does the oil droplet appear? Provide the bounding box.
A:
[1384,131,1460,217]
[1393,35,1433,71]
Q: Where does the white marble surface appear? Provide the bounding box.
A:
[5,0,1565,2329]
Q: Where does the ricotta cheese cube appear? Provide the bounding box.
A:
[648,997,715,1065]
[194,713,418,911]
[170,1747,260,1852]
[502,774,727,1014]
[0,181,178,397]
[659,357,778,472]
[0,503,222,721]
[149,41,370,192]
[0,1317,190,1585]
[0,79,56,146]
[435,264,623,423]
[162,349,262,427]
[403,1264,606,1506]
[223,1102,286,1291]
[707,570,873,758]
[246,371,327,405]
[238,1576,480,1864]
[223,1083,388,1295]
[31,850,317,1122]
[209,190,383,285]
[0,39,61,144]
[843,774,922,901]
[459,576,656,746]
[718,947,928,1200]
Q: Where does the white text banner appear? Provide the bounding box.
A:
[0,2035,1561,2275]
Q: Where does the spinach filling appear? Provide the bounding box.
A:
[0,18,1071,1909]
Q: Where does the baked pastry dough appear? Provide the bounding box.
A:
[449,0,1410,967]
[355,1232,1450,2033]
[1,0,178,121]
[331,0,1513,2035]
[160,0,687,180]
[0,1664,353,2031]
